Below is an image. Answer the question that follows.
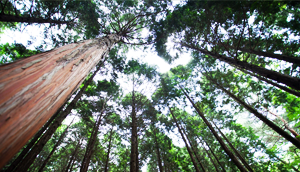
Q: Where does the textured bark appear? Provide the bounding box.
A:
[38,120,72,172]
[65,140,81,172]
[182,42,300,91]
[0,14,71,24]
[237,67,300,97]
[80,105,106,172]
[181,126,206,172]
[199,137,226,172]
[0,34,120,169]
[168,107,201,172]
[130,90,139,172]
[4,107,60,172]
[12,64,103,172]
[204,74,300,149]
[180,86,247,172]
[153,129,164,172]
[104,128,114,172]
[212,121,254,172]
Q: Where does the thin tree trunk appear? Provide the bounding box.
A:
[168,107,201,172]
[0,14,71,24]
[65,140,82,172]
[130,89,139,172]
[203,73,300,149]
[153,128,164,172]
[197,138,220,172]
[212,121,254,172]
[180,86,247,172]
[12,65,103,172]
[104,128,114,172]
[38,119,74,172]
[182,42,300,91]
[262,106,299,139]
[181,126,206,172]
[236,67,300,97]
[198,137,226,172]
[4,107,61,172]
[80,102,106,172]
[274,155,300,172]
[0,34,120,169]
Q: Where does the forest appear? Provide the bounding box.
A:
[0,0,299,171]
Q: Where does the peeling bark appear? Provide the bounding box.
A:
[0,34,120,169]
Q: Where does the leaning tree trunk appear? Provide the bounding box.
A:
[203,73,300,149]
[80,106,106,172]
[65,140,82,172]
[0,34,120,169]
[180,86,248,172]
[168,107,201,172]
[181,125,206,172]
[104,128,114,172]
[181,42,300,91]
[4,107,61,172]
[38,119,73,172]
[212,121,254,172]
[0,14,71,24]
[197,137,220,172]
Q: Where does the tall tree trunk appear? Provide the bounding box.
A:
[212,121,254,172]
[80,103,106,172]
[38,119,74,172]
[0,34,120,169]
[181,42,300,91]
[130,89,139,172]
[104,128,114,172]
[180,86,248,172]
[262,106,299,139]
[197,137,220,172]
[65,140,82,172]
[153,129,164,172]
[181,126,206,172]
[236,67,300,97]
[198,137,226,172]
[0,14,71,24]
[203,73,300,149]
[274,155,300,172]
[168,107,201,172]
[12,65,103,172]
[4,107,61,172]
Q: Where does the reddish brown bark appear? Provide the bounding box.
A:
[130,90,139,172]
[0,34,120,169]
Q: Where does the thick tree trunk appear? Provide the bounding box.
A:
[212,121,254,172]
[199,137,226,172]
[182,42,300,91]
[180,86,248,172]
[0,14,71,24]
[104,128,114,172]
[153,129,164,172]
[181,126,206,172]
[0,34,120,169]
[203,74,300,149]
[4,107,61,172]
[11,65,103,172]
[65,140,82,172]
[80,106,106,172]
[168,107,201,172]
[236,67,300,97]
[130,90,139,172]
